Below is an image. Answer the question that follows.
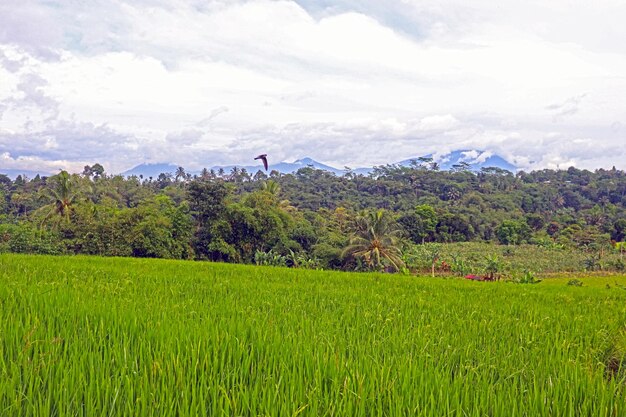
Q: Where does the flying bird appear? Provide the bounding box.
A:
[254,154,268,171]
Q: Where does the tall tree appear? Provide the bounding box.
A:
[175,166,186,183]
[37,171,88,227]
[187,180,234,261]
[262,180,281,196]
[343,209,405,272]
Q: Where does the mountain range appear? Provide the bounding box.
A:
[0,168,54,179]
[0,150,517,179]
[121,150,517,178]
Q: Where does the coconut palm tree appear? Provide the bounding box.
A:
[262,179,281,196]
[175,166,186,182]
[343,209,405,272]
[260,180,295,212]
[229,166,240,182]
[37,171,88,227]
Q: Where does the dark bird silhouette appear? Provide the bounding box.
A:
[254,154,268,171]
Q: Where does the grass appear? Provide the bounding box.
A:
[1,253,625,416]
[430,242,625,276]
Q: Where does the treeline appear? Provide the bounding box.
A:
[0,161,624,273]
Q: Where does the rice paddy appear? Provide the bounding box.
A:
[1,254,625,416]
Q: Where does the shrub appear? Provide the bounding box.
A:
[517,270,541,284]
[254,249,286,267]
[0,223,64,255]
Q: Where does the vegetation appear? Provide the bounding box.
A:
[34,171,88,228]
[343,209,405,272]
[0,162,625,275]
[0,254,625,416]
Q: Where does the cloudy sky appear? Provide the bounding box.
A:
[1,0,625,174]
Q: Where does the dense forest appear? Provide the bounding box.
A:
[1,160,625,274]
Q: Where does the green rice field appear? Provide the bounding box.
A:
[1,254,625,416]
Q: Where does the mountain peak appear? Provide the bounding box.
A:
[399,150,516,172]
[122,163,178,177]
[120,150,517,178]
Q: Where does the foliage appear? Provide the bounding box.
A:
[254,249,286,266]
[0,163,625,274]
[311,242,344,270]
[0,223,64,255]
[128,196,193,259]
[449,254,471,276]
[611,258,625,271]
[35,171,89,228]
[187,180,231,261]
[483,254,503,280]
[409,243,443,277]
[286,249,320,269]
[1,254,625,416]
[433,242,622,275]
[516,269,542,284]
[399,204,437,244]
[496,219,531,245]
[343,209,405,272]
[583,255,601,271]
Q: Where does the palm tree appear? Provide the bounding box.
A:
[260,180,295,211]
[343,209,405,272]
[175,166,186,182]
[551,193,565,210]
[253,170,268,182]
[240,168,251,182]
[229,166,240,182]
[37,171,88,227]
[262,179,281,196]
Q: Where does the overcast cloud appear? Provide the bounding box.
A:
[1,0,625,174]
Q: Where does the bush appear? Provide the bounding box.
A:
[517,270,541,284]
[0,223,64,255]
[311,243,343,270]
[254,250,286,267]
[610,259,625,271]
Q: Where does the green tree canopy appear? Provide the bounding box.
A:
[343,209,405,272]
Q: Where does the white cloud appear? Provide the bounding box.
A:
[0,0,625,173]
[0,151,84,174]
[197,106,230,127]
[419,115,459,131]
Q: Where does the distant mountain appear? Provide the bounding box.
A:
[0,168,52,179]
[211,157,344,176]
[396,150,516,172]
[120,151,517,179]
[122,163,178,178]
[272,157,345,175]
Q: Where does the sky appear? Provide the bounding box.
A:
[1,0,625,174]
